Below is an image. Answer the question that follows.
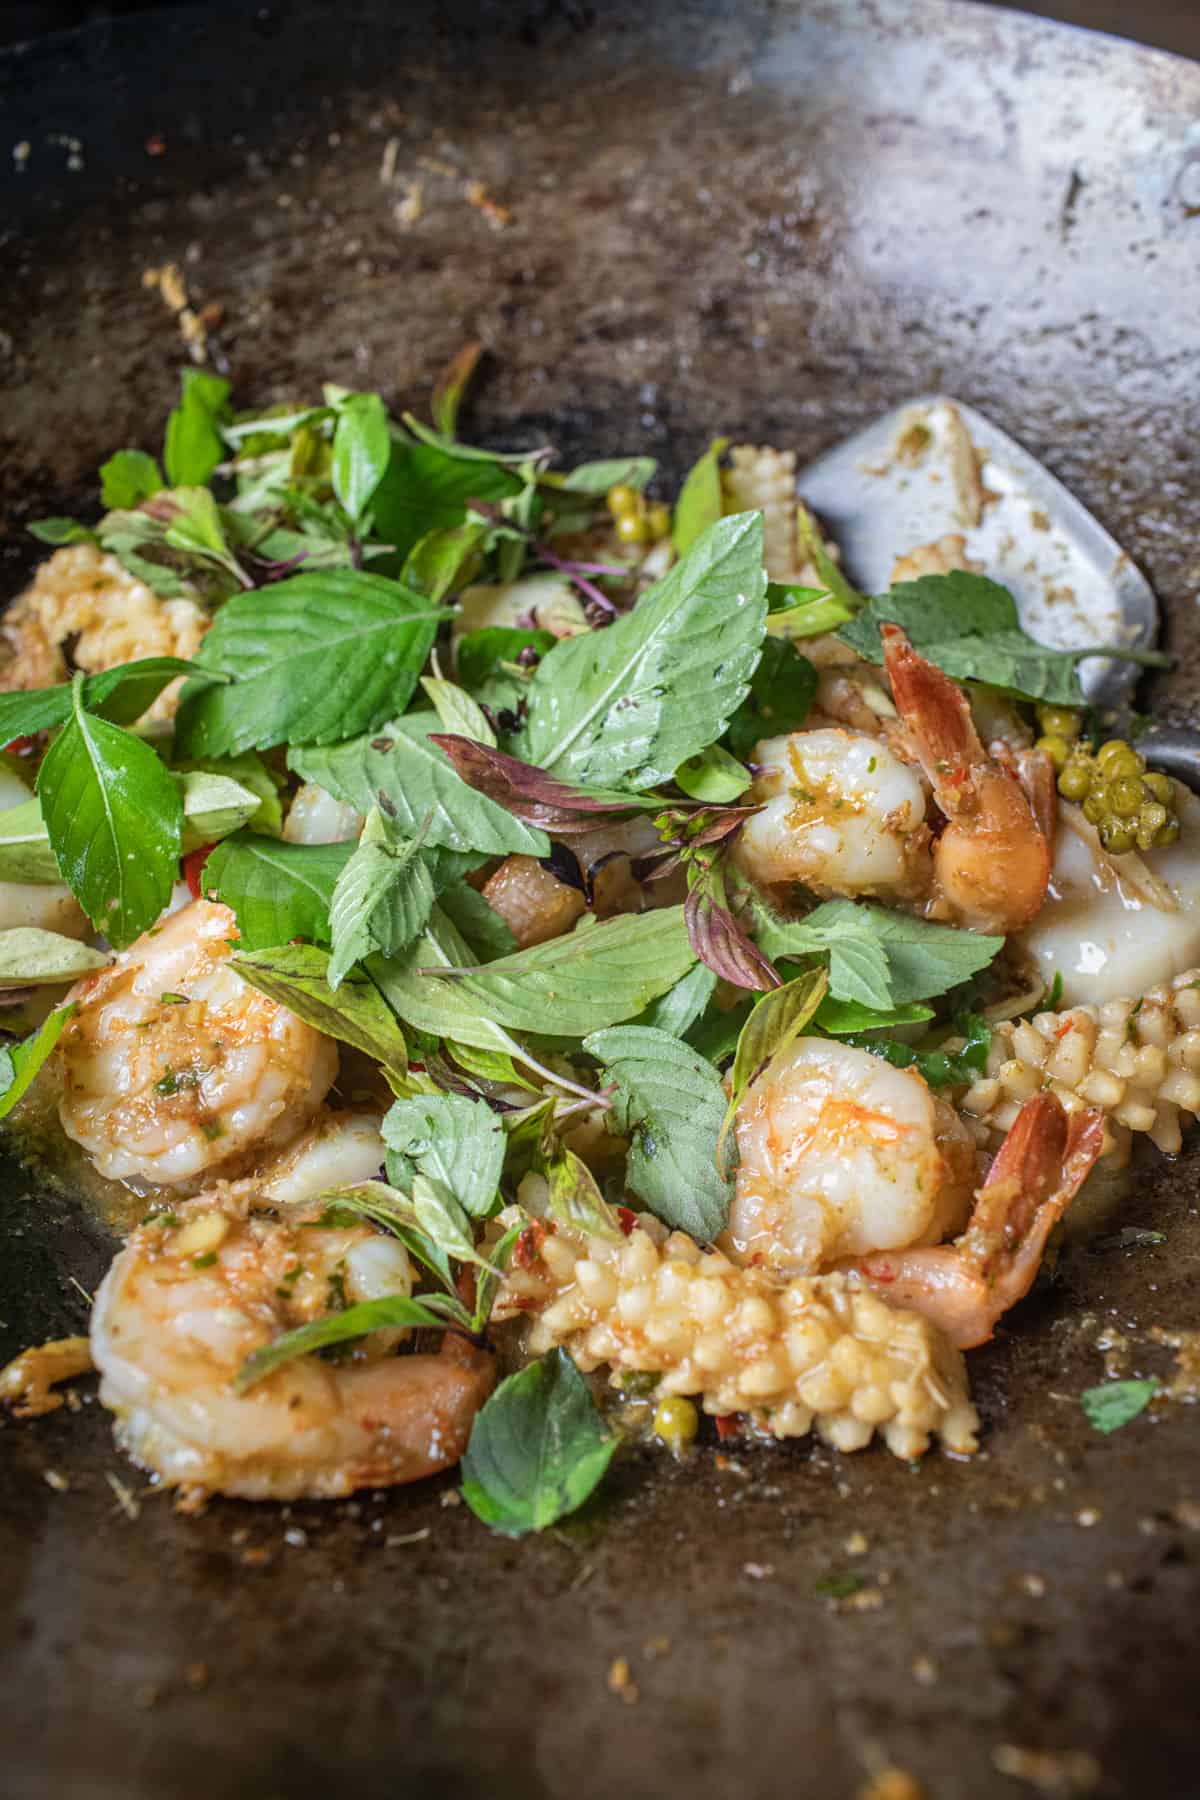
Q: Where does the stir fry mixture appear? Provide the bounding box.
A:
[0,362,1194,1534]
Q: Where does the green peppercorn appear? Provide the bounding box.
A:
[606,482,640,519]
[614,510,650,545]
[1036,733,1072,771]
[1109,777,1145,819]
[1082,787,1109,826]
[1139,801,1169,837]
[1097,741,1143,782]
[1058,761,1092,803]
[1159,818,1182,848]
[653,1395,699,1453]
[1099,816,1135,855]
[645,501,672,541]
[1037,704,1082,741]
[1144,771,1174,806]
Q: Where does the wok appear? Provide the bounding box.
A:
[2,4,1199,1796]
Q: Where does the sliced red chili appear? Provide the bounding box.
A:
[182,843,216,899]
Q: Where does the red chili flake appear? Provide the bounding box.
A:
[714,1414,744,1441]
[3,736,36,757]
[1055,1019,1075,1039]
[617,1207,638,1237]
[145,133,166,156]
[182,844,215,899]
[512,1222,552,1269]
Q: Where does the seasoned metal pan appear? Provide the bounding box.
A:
[2,4,1199,1796]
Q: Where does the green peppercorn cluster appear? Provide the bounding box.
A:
[1036,706,1179,855]
[606,482,672,547]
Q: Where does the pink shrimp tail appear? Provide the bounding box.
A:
[882,622,983,782]
[860,1094,1105,1350]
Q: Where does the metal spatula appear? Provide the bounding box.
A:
[795,396,1200,782]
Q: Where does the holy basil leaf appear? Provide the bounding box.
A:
[796,503,865,614]
[0,928,109,988]
[1081,1378,1157,1434]
[673,744,751,803]
[426,908,698,1038]
[521,512,767,789]
[672,437,728,556]
[231,942,409,1089]
[837,571,1163,704]
[435,880,517,962]
[177,769,264,852]
[174,749,283,837]
[848,1014,991,1089]
[290,713,548,858]
[204,833,353,948]
[535,1140,624,1241]
[725,967,828,1125]
[430,341,484,439]
[28,518,98,547]
[327,811,436,988]
[235,1294,451,1392]
[382,1091,504,1217]
[560,456,656,495]
[371,439,523,565]
[163,368,231,488]
[0,1002,76,1120]
[461,1348,618,1537]
[99,449,163,509]
[420,676,497,748]
[176,571,443,756]
[456,625,556,690]
[755,899,1002,1007]
[0,799,62,884]
[0,657,210,743]
[813,995,935,1035]
[369,907,542,1057]
[584,1024,731,1240]
[725,638,818,759]
[401,521,487,602]
[636,961,718,1040]
[37,678,183,948]
[332,392,392,523]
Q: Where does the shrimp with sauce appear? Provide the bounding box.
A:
[859,1093,1104,1347]
[729,1037,978,1276]
[57,897,337,1186]
[90,1188,494,1500]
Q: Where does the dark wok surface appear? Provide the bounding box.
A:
[3,4,1200,1796]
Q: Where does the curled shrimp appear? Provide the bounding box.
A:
[90,1188,495,1501]
[883,623,1052,933]
[57,897,337,1187]
[858,1093,1104,1348]
[729,1036,978,1275]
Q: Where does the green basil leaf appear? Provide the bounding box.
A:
[0,657,210,743]
[382,1091,507,1218]
[725,967,829,1126]
[1081,1378,1157,1434]
[163,368,231,488]
[673,744,751,803]
[410,1171,486,1267]
[290,712,548,858]
[445,1039,537,1092]
[765,583,854,640]
[204,833,353,948]
[401,521,487,602]
[371,440,523,565]
[370,907,542,1057]
[327,810,436,988]
[584,1023,731,1241]
[99,449,163,509]
[175,750,284,838]
[560,456,656,495]
[796,503,865,615]
[234,1293,451,1393]
[521,512,767,789]
[430,342,484,441]
[754,898,1002,1006]
[813,995,935,1035]
[636,961,718,1040]
[435,880,517,962]
[837,571,1165,704]
[28,518,98,547]
[37,678,183,948]
[456,625,556,690]
[0,799,61,884]
[0,929,110,988]
[725,638,818,759]
[427,908,697,1038]
[177,769,264,852]
[461,1348,618,1537]
[176,571,443,757]
[537,1140,624,1241]
[847,1014,992,1089]
[420,676,497,748]
[231,942,409,1090]
[332,392,392,523]
[0,1002,76,1119]
[672,436,728,555]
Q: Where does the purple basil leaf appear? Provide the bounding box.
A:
[684,881,781,992]
[429,735,648,835]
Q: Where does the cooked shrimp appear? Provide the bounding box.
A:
[482,854,586,947]
[729,1037,977,1275]
[734,728,932,903]
[283,781,362,845]
[257,1108,386,1203]
[57,898,337,1186]
[90,1189,494,1499]
[883,624,1051,933]
[859,1093,1104,1348]
[1,544,208,722]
